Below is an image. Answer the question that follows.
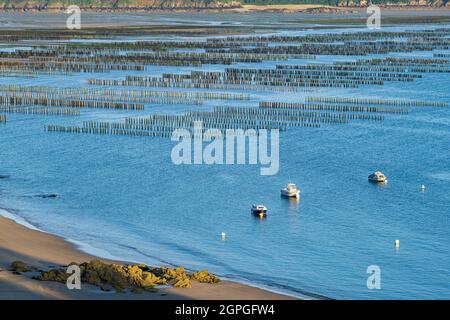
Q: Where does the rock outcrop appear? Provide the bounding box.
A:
[34,260,220,293]
[192,269,221,283]
[10,261,31,273]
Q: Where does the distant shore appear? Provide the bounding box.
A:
[0,214,296,300]
[0,4,448,14]
[0,8,448,31]
[236,4,450,14]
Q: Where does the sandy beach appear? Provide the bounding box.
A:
[0,215,295,300]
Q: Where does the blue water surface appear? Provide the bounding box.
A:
[0,23,449,299]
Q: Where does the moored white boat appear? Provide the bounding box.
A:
[281,183,300,198]
[368,171,387,183]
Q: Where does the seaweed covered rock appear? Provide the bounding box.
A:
[124,265,144,286]
[160,266,185,281]
[84,260,129,291]
[159,266,192,288]
[82,269,102,286]
[173,276,192,288]
[160,266,185,279]
[33,260,219,292]
[192,269,221,284]
[142,271,166,287]
[35,268,69,282]
[10,261,31,273]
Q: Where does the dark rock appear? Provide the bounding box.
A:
[34,268,69,282]
[35,194,58,199]
[10,261,30,272]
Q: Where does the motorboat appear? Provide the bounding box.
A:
[251,204,267,218]
[368,171,387,183]
[281,183,300,198]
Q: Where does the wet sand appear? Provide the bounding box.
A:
[0,9,448,30]
[0,216,295,300]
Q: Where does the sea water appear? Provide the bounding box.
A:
[0,20,449,299]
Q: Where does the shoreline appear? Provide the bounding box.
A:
[0,9,448,31]
[0,5,448,14]
[0,209,302,300]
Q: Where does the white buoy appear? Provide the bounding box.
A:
[221,232,226,240]
[395,240,400,248]
[421,184,426,191]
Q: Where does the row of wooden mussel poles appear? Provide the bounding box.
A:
[0,85,250,102]
[86,77,305,92]
[0,95,144,111]
[205,37,450,56]
[205,29,450,44]
[259,102,407,114]
[209,107,383,123]
[45,113,316,139]
[43,86,446,139]
[4,51,447,77]
[0,86,252,119]
[45,99,394,139]
[306,96,448,107]
[1,28,448,78]
[86,57,449,92]
[0,47,314,76]
[0,105,80,116]
[0,91,199,106]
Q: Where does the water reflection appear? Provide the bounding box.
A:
[287,197,300,213]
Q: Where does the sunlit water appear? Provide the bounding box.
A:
[0,22,449,299]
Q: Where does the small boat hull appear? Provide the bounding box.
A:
[281,190,300,198]
[368,176,387,183]
[251,209,267,218]
[281,183,301,199]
